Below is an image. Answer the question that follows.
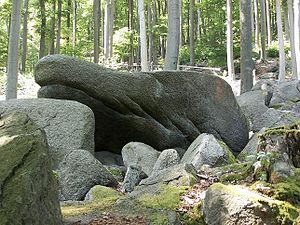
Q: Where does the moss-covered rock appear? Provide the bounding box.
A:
[0,112,62,225]
[203,183,299,225]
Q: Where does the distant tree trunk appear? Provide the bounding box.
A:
[288,0,297,79]
[240,0,253,93]
[93,0,101,63]
[72,0,77,55]
[197,0,201,39]
[164,0,180,70]
[55,0,62,54]
[109,0,114,58]
[6,0,22,100]
[67,0,71,44]
[128,0,134,65]
[190,0,195,66]
[49,0,56,55]
[148,2,153,64]
[266,0,272,45]
[179,0,183,47]
[276,0,285,83]
[104,0,110,60]
[227,0,235,80]
[138,0,149,71]
[39,0,46,59]
[294,0,300,79]
[152,0,158,65]
[21,0,29,74]
[260,0,267,61]
[254,0,260,48]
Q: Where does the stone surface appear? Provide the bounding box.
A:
[269,80,300,107]
[95,151,124,166]
[152,149,180,174]
[58,149,117,201]
[0,112,62,225]
[252,108,300,132]
[0,98,95,166]
[139,163,197,187]
[35,55,249,154]
[181,133,236,170]
[236,90,269,129]
[122,142,160,176]
[203,183,298,225]
[120,165,147,193]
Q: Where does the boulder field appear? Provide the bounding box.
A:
[35,55,249,155]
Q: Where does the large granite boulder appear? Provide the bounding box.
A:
[58,149,117,201]
[35,55,249,154]
[0,98,95,166]
[0,112,62,225]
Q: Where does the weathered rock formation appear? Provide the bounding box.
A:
[0,112,62,225]
[35,55,249,154]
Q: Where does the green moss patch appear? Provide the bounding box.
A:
[61,186,123,218]
[219,162,253,182]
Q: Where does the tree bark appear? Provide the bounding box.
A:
[93,0,101,63]
[49,0,56,55]
[276,0,285,83]
[55,0,62,54]
[109,0,114,58]
[6,0,22,100]
[138,0,149,71]
[240,0,253,93]
[288,0,297,79]
[39,0,46,59]
[226,0,235,80]
[164,0,180,70]
[72,0,77,55]
[21,0,29,74]
[266,0,272,45]
[294,0,300,79]
[189,0,195,66]
[104,0,110,60]
[260,0,267,61]
[253,0,260,48]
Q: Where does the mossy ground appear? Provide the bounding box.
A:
[61,186,124,218]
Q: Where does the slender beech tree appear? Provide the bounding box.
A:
[190,0,195,66]
[21,0,29,74]
[276,0,285,82]
[55,0,62,54]
[6,0,22,100]
[266,0,272,45]
[104,0,110,60]
[39,0,46,59]
[72,0,77,55]
[253,0,260,48]
[288,0,297,79]
[109,0,114,58]
[260,0,267,61]
[240,0,253,93]
[137,0,149,71]
[294,0,300,79]
[49,0,56,55]
[226,0,235,80]
[164,0,180,70]
[93,0,101,63]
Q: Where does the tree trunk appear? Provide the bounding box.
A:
[294,0,300,79]
[109,0,114,58]
[49,0,56,55]
[226,0,235,80]
[21,0,29,74]
[179,0,183,47]
[260,0,267,61]
[72,0,77,55]
[288,0,297,79]
[164,0,180,70]
[254,0,260,48]
[6,0,22,100]
[104,0,110,60]
[55,0,62,54]
[266,0,272,45]
[189,0,195,66]
[128,0,134,65]
[93,0,101,63]
[39,0,46,59]
[276,0,285,83]
[240,0,253,93]
[152,0,158,65]
[67,0,71,44]
[197,0,201,39]
[138,0,149,71]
